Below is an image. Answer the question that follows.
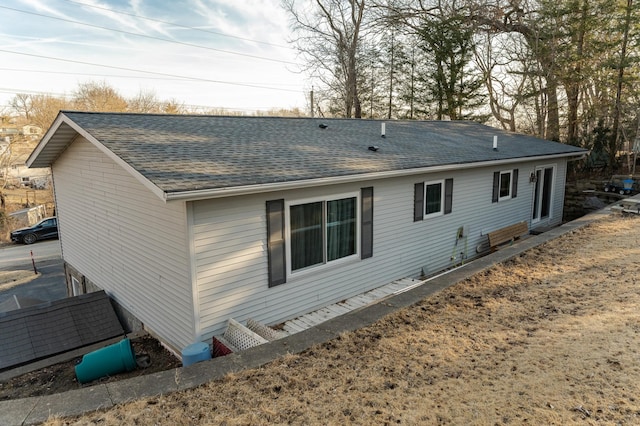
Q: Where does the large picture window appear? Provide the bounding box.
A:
[289,195,357,272]
[267,188,373,287]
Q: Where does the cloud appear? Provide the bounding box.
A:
[19,0,72,19]
[0,0,308,113]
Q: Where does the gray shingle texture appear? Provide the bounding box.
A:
[61,112,587,194]
[0,291,123,370]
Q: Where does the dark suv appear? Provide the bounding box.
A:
[10,217,59,244]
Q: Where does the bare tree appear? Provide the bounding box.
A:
[73,81,128,112]
[128,90,161,113]
[283,0,367,118]
[30,95,71,131]
[161,99,186,115]
[609,0,635,169]
[9,94,33,121]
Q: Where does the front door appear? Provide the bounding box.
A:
[532,166,554,223]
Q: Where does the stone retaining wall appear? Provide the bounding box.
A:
[564,178,624,222]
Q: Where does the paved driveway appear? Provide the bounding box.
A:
[0,240,66,309]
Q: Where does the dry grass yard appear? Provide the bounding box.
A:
[47,214,640,425]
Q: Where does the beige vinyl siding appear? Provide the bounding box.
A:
[53,137,194,352]
[192,158,570,339]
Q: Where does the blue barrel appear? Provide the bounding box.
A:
[75,338,137,384]
[181,342,211,366]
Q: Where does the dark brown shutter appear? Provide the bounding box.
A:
[414,182,424,221]
[444,178,453,214]
[361,187,373,259]
[266,199,286,287]
[492,171,500,203]
[512,169,518,198]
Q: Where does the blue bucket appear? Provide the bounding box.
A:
[75,338,137,384]
[181,342,211,367]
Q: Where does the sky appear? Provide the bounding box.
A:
[0,0,310,114]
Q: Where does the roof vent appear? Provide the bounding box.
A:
[493,135,498,151]
[319,123,328,129]
[381,122,386,138]
[368,145,379,152]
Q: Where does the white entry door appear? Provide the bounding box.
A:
[532,166,554,223]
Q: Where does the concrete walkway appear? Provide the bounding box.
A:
[0,208,612,426]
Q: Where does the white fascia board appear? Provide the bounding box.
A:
[165,151,587,202]
[26,113,68,168]
[33,113,167,201]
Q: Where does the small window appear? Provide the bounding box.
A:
[71,276,82,296]
[492,169,518,203]
[288,195,358,273]
[425,180,444,217]
[499,171,512,200]
[414,179,453,222]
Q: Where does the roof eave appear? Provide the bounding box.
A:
[26,112,69,168]
[27,112,167,202]
[164,151,587,202]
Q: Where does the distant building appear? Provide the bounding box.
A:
[3,153,51,189]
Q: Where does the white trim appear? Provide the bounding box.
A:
[498,170,513,201]
[71,276,81,296]
[531,164,556,224]
[28,113,167,201]
[164,153,586,202]
[26,113,68,166]
[186,201,202,340]
[284,191,360,280]
[423,179,445,218]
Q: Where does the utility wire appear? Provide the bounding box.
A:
[60,0,293,50]
[0,5,297,65]
[0,87,69,98]
[0,49,302,93]
[0,67,303,87]
[0,86,297,112]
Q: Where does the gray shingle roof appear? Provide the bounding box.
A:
[33,112,586,196]
[0,291,123,370]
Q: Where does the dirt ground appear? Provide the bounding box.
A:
[31,214,640,424]
[0,334,182,400]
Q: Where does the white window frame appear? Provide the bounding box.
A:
[498,170,512,201]
[424,179,445,219]
[71,276,82,296]
[285,192,360,277]
[531,164,556,223]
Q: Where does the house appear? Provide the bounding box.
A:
[21,124,43,141]
[0,123,41,143]
[3,152,51,188]
[27,112,587,354]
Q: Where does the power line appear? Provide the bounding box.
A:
[60,0,293,50]
[0,5,297,66]
[0,68,303,87]
[0,84,300,112]
[0,49,302,93]
[0,87,70,98]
